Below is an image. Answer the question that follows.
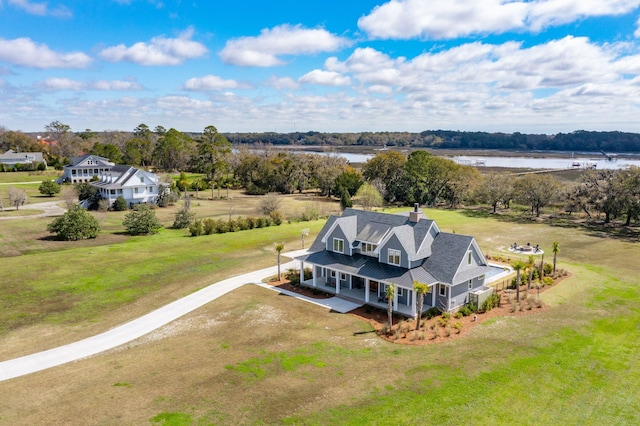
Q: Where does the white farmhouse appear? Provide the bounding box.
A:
[63,154,115,183]
[90,165,161,207]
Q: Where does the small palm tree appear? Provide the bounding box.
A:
[386,283,395,328]
[552,241,560,274]
[512,260,525,302]
[413,281,430,331]
[527,254,535,290]
[274,242,285,281]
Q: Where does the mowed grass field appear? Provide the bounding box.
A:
[1,178,639,423]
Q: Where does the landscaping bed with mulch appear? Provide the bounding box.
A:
[267,274,568,346]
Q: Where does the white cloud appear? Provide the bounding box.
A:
[7,0,71,17]
[219,24,351,67]
[299,70,351,86]
[183,75,242,91]
[358,0,640,39]
[635,16,640,37]
[40,77,84,90]
[91,79,143,90]
[265,76,299,90]
[37,77,143,91]
[0,37,92,68]
[99,27,207,66]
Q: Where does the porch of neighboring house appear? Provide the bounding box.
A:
[297,264,420,317]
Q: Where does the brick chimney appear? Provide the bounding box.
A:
[409,203,422,222]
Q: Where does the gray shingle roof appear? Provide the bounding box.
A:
[299,208,489,288]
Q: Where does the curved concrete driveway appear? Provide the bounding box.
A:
[0,201,66,220]
[0,250,361,382]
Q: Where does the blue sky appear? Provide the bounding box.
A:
[2,0,640,134]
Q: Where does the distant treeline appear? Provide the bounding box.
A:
[225,130,640,153]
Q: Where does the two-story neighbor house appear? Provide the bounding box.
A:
[90,165,161,207]
[63,154,115,183]
[296,206,492,316]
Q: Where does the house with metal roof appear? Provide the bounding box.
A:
[295,205,492,316]
[0,150,46,170]
[90,165,160,207]
[63,154,115,183]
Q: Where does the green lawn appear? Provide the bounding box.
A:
[1,205,639,424]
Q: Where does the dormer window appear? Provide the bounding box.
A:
[388,249,401,266]
[361,242,377,257]
[333,238,344,254]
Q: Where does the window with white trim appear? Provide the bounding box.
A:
[468,280,473,290]
[439,285,446,296]
[330,270,336,278]
[340,273,346,281]
[397,287,404,297]
[361,242,377,257]
[333,238,344,253]
[388,249,401,266]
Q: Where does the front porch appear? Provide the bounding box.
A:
[299,276,417,318]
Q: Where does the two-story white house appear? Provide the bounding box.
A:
[63,154,115,183]
[90,165,161,207]
[296,206,493,316]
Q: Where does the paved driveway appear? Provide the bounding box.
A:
[0,201,66,220]
[0,251,362,382]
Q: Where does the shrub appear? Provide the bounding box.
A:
[543,276,554,286]
[122,204,162,235]
[454,322,462,334]
[113,195,128,211]
[48,206,100,240]
[424,307,441,319]
[270,210,283,226]
[458,305,472,317]
[245,217,256,229]
[173,206,195,229]
[236,216,249,231]
[228,218,239,232]
[455,311,463,319]
[203,218,216,235]
[544,263,553,275]
[189,219,204,236]
[255,217,266,228]
[468,301,477,313]
[215,219,229,233]
[38,180,60,197]
[301,205,319,221]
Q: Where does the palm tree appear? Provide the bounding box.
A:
[274,242,285,281]
[512,260,525,302]
[413,280,430,331]
[552,241,560,274]
[386,283,395,328]
[527,255,535,290]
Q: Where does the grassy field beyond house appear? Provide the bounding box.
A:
[1,203,639,424]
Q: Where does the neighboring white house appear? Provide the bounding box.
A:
[63,154,115,183]
[90,165,161,207]
[0,150,46,170]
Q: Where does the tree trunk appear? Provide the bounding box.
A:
[415,298,423,331]
[516,271,521,302]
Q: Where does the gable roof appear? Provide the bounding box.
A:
[90,165,158,190]
[67,154,113,167]
[300,207,491,287]
[316,208,435,261]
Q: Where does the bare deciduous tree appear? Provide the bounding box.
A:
[8,187,26,210]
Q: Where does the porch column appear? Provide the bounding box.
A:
[336,272,341,294]
[393,288,398,312]
[312,266,317,287]
[299,261,304,284]
[411,290,417,317]
[365,278,370,303]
